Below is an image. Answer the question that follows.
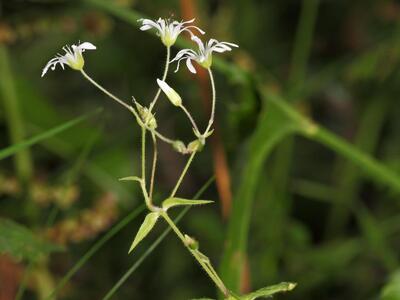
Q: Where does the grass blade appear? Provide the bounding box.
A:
[0,46,33,181]
[0,108,102,161]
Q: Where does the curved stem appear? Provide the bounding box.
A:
[80,69,133,113]
[80,69,175,148]
[180,104,200,134]
[170,151,196,198]
[204,68,216,135]
[149,46,171,112]
[152,130,174,145]
[161,212,229,297]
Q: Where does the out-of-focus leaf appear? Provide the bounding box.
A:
[162,197,213,210]
[128,212,160,253]
[221,98,299,291]
[0,218,63,261]
[381,270,400,300]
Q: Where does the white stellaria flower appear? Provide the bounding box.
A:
[171,36,238,73]
[41,42,96,77]
[139,18,205,47]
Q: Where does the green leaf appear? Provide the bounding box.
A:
[242,282,297,300]
[162,197,213,210]
[128,212,159,254]
[0,218,63,261]
[119,176,142,183]
[381,270,400,300]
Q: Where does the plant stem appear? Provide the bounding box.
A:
[80,69,175,147]
[149,132,157,198]
[141,126,147,184]
[180,104,200,134]
[204,68,216,135]
[80,69,133,112]
[149,46,171,112]
[161,212,229,297]
[170,151,196,198]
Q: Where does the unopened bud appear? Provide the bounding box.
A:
[135,102,157,129]
[184,234,198,250]
[157,79,182,107]
[187,139,203,153]
[173,140,187,154]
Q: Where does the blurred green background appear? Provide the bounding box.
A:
[1,0,400,299]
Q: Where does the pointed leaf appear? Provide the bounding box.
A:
[128,212,159,253]
[162,197,213,210]
[243,282,297,300]
[119,176,142,183]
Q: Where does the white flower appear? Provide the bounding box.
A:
[157,79,182,106]
[41,42,96,77]
[139,18,204,47]
[171,36,238,73]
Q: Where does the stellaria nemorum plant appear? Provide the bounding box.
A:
[42,16,296,300]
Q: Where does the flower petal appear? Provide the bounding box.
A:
[186,58,197,74]
[79,42,96,50]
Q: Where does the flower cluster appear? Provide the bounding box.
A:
[42,18,238,77]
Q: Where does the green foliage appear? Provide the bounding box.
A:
[128,212,160,253]
[221,101,299,291]
[162,197,213,210]
[241,282,297,300]
[381,271,400,300]
[0,218,62,261]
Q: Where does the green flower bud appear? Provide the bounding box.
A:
[184,234,199,250]
[172,140,187,154]
[157,79,182,107]
[135,102,157,129]
[187,139,203,153]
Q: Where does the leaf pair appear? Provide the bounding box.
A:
[128,197,213,254]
